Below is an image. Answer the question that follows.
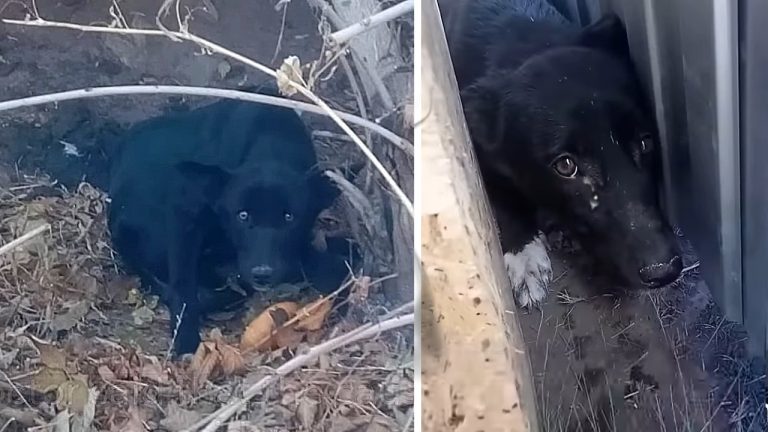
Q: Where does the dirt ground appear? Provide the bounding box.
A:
[517,230,766,432]
[0,1,413,431]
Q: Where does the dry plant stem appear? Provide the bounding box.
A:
[0,85,412,155]
[308,0,396,110]
[329,0,414,45]
[2,17,413,217]
[0,223,50,257]
[191,312,414,432]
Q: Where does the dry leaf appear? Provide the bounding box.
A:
[240,302,299,351]
[160,402,203,432]
[0,348,18,369]
[50,300,90,332]
[350,276,371,305]
[226,421,261,432]
[116,405,149,432]
[52,409,71,432]
[32,367,68,393]
[97,365,116,381]
[56,378,89,413]
[132,305,155,326]
[218,342,245,375]
[273,326,303,349]
[71,387,99,432]
[295,298,332,331]
[276,56,302,96]
[190,342,220,389]
[106,276,140,303]
[139,362,169,385]
[36,342,67,369]
[297,398,318,430]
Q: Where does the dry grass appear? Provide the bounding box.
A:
[0,175,413,431]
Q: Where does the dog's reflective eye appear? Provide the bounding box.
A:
[639,134,653,153]
[237,211,249,221]
[284,212,294,222]
[552,155,578,178]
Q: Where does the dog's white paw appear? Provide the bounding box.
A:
[503,235,552,309]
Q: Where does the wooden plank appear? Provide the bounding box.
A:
[419,0,540,430]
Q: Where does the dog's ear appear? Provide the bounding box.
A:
[577,13,631,60]
[175,161,231,201]
[461,78,510,153]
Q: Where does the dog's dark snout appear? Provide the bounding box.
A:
[251,265,274,281]
[638,256,683,287]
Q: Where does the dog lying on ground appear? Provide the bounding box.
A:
[108,88,351,355]
[441,1,683,307]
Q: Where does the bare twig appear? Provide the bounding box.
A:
[0,224,50,257]
[2,17,414,217]
[190,310,414,431]
[329,0,414,45]
[0,85,413,155]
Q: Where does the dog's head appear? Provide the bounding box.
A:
[462,14,682,288]
[176,161,338,286]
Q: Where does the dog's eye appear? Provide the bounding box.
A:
[284,212,294,222]
[237,211,249,221]
[639,133,653,153]
[552,155,578,178]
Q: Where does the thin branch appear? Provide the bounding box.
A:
[0,224,50,257]
[190,310,414,431]
[329,0,414,45]
[2,17,414,217]
[0,85,413,155]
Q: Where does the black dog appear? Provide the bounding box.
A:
[442,2,683,307]
[108,89,346,354]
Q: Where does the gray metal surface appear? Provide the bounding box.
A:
[739,0,768,356]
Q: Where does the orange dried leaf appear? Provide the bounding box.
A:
[191,347,220,390]
[189,341,215,375]
[295,298,332,331]
[218,342,245,375]
[240,302,299,351]
[274,326,304,349]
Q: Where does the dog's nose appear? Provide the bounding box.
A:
[638,256,683,287]
[251,265,273,281]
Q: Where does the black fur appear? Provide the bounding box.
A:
[443,2,683,292]
[108,89,351,355]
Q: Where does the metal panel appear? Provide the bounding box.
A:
[738,0,768,356]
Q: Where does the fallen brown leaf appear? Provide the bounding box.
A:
[295,298,332,331]
[139,362,169,385]
[56,378,89,413]
[160,401,203,432]
[218,341,245,375]
[190,342,220,390]
[50,300,90,332]
[273,326,304,350]
[35,341,67,369]
[32,367,68,393]
[240,302,299,351]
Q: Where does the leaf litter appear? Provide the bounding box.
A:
[0,176,413,431]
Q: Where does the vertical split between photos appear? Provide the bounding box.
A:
[0,1,415,431]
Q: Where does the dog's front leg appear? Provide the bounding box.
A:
[491,201,552,309]
[166,206,205,356]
